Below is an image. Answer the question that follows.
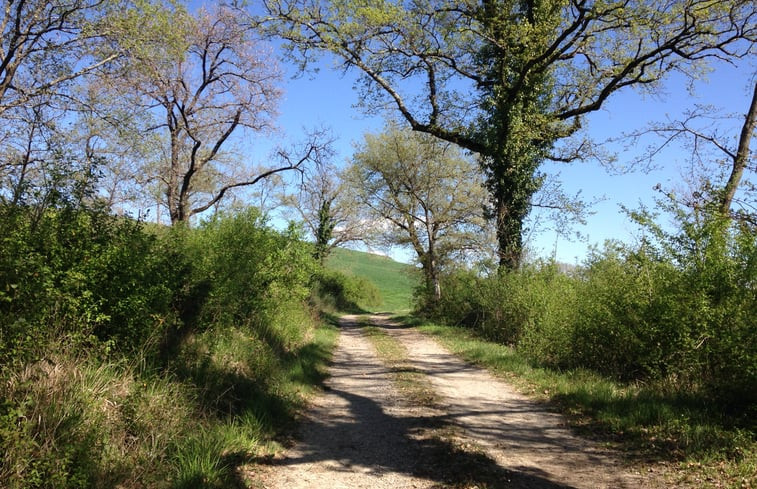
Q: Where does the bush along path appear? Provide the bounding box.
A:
[253,315,667,489]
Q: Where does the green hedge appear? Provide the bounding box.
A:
[429,217,756,406]
[0,204,327,488]
[0,206,183,364]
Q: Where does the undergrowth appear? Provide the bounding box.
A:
[0,207,339,488]
[421,208,755,487]
[0,319,339,489]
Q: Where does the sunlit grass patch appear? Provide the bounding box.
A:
[326,247,419,313]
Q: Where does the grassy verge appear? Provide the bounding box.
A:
[152,315,340,488]
[362,322,438,406]
[415,320,756,489]
[0,319,339,489]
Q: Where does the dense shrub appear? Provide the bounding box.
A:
[570,213,757,402]
[430,213,756,406]
[0,204,331,488]
[187,209,318,351]
[311,268,383,313]
[571,246,684,380]
[429,264,577,351]
[0,206,181,364]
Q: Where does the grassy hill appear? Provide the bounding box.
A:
[325,247,419,313]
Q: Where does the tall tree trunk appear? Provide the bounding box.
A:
[719,81,757,217]
[426,238,441,301]
[166,112,183,224]
[495,199,524,270]
[421,260,441,302]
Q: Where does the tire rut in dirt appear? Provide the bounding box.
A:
[256,315,653,489]
[372,314,652,489]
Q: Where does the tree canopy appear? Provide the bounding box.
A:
[345,123,489,299]
[262,0,756,267]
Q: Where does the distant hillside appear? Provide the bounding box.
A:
[325,247,419,314]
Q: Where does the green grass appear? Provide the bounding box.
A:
[161,315,342,488]
[0,319,340,489]
[415,320,757,489]
[326,247,419,313]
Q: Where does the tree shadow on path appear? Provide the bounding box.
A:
[310,388,576,488]
[259,317,579,489]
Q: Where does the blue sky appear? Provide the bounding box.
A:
[537,59,756,264]
[248,46,755,265]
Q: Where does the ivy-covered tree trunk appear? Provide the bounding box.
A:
[476,0,558,269]
[491,177,531,270]
[314,197,336,264]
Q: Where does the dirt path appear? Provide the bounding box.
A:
[255,314,657,489]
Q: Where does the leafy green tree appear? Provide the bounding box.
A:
[314,196,337,263]
[344,123,489,301]
[261,0,756,268]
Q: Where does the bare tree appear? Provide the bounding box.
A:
[109,5,317,224]
[0,103,43,205]
[284,156,370,263]
[724,81,757,218]
[627,80,757,223]
[0,0,131,205]
[0,0,122,118]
